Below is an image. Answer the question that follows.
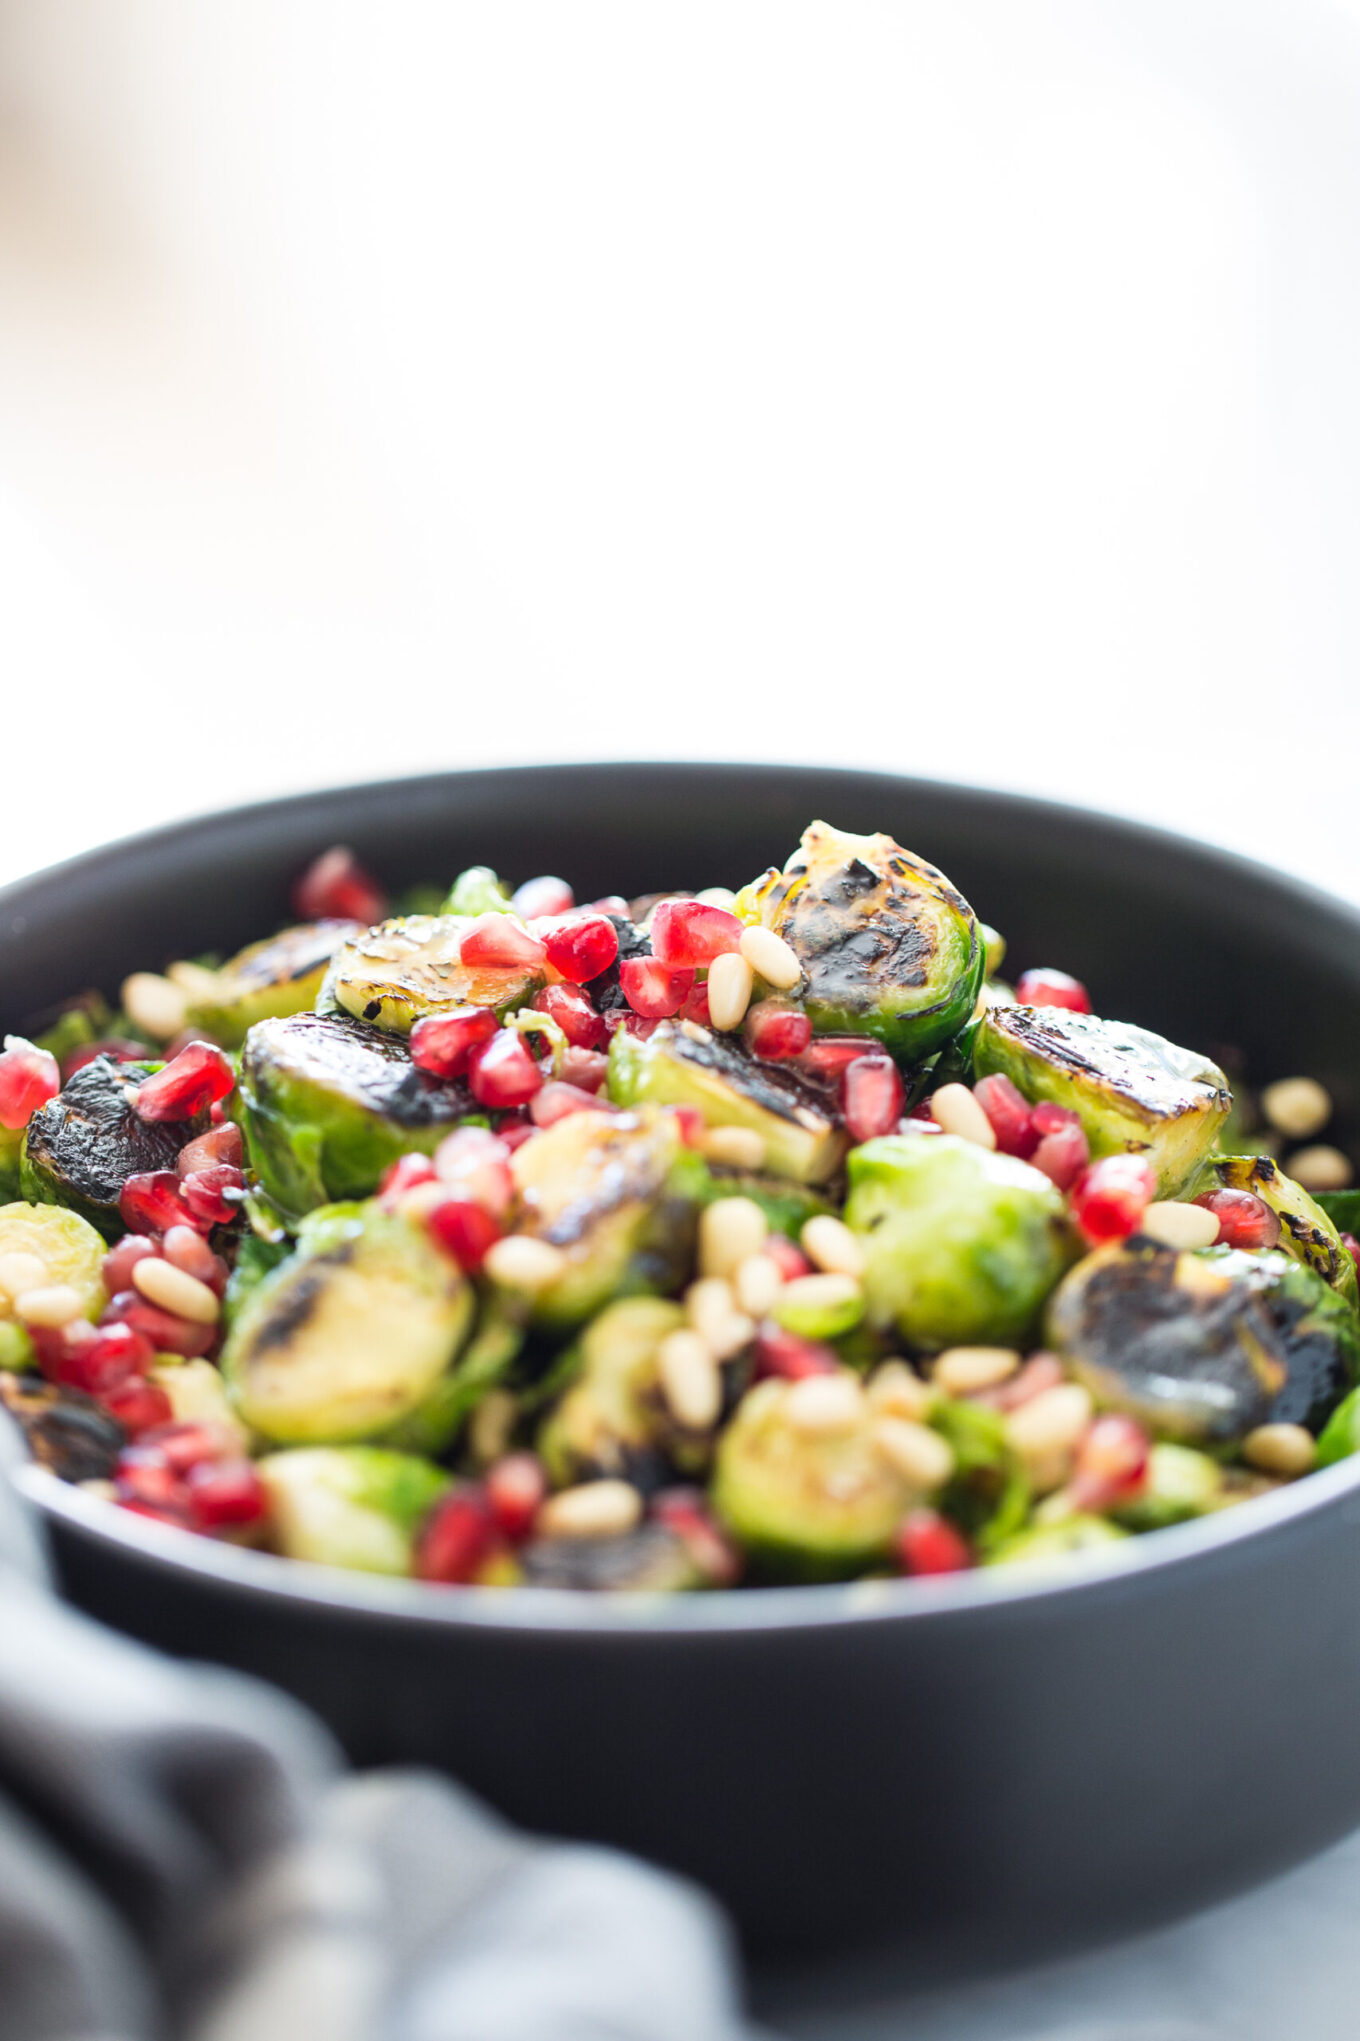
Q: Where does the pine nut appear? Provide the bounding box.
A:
[121,972,189,1043]
[698,1126,767,1169]
[800,1214,865,1278]
[1139,1201,1220,1250]
[400,1180,453,1220]
[536,1479,642,1539]
[14,1285,84,1328]
[1262,1077,1332,1141]
[1243,1423,1317,1478]
[867,1359,934,1421]
[707,952,755,1031]
[739,924,803,992]
[686,1277,735,1336]
[0,1252,49,1303]
[929,1083,997,1149]
[484,1235,569,1293]
[695,887,738,910]
[698,1197,768,1278]
[132,1257,221,1324]
[1005,1383,1093,1489]
[933,1346,1020,1395]
[166,960,223,1001]
[1286,1145,1354,1193]
[873,1416,955,1490]
[784,1371,866,1435]
[469,1388,519,1466]
[733,1252,783,1317]
[657,1329,724,1430]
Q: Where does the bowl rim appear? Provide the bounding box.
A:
[8,759,1360,1639]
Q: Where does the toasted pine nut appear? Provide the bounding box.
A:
[469,1388,519,1467]
[484,1235,568,1293]
[15,1285,85,1328]
[733,1252,783,1317]
[121,972,189,1043]
[166,960,223,1001]
[867,1359,934,1421]
[800,1214,865,1278]
[784,1371,865,1435]
[707,952,755,1031]
[0,1252,50,1303]
[698,1126,767,1170]
[698,1197,768,1278]
[658,1329,724,1431]
[874,1416,955,1490]
[1139,1201,1220,1250]
[929,1083,997,1149]
[933,1346,1020,1395]
[536,1479,643,1539]
[132,1257,220,1324]
[739,924,803,991]
[1262,1076,1332,1141]
[400,1180,453,1220]
[686,1276,736,1338]
[1286,1145,1354,1193]
[1243,1423,1317,1478]
[1005,1383,1094,1490]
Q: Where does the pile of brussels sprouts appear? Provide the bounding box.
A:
[2,821,1359,1593]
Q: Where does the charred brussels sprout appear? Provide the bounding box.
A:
[1111,1442,1225,1529]
[1193,1154,1358,1305]
[521,1523,705,1591]
[733,822,983,1058]
[986,1516,1127,1569]
[384,1296,526,1456]
[973,1007,1230,1196]
[0,1203,107,1321]
[238,1012,481,1216]
[323,915,540,1034]
[258,1445,450,1574]
[20,1057,204,1240]
[1045,1240,1360,1445]
[844,1134,1075,1352]
[510,1108,707,1327]
[186,921,361,1048]
[0,1373,125,1483]
[221,1200,474,1444]
[608,1022,846,1184]
[536,1296,688,1487]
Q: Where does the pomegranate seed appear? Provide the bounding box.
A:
[538,914,618,985]
[101,1291,216,1359]
[799,1036,873,1085]
[842,1054,905,1143]
[120,1171,199,1236]
[118,1498,193,1529]
[896,1509,973,1576]
[1029,1104,1089,1190]
[618,1012,660,1041]
[416,1488,496,1584]
[584,895,630,917]
[762,1234,812,1282]
[533,984,609,1051]
[162,1225,227,1291]
[1070,1154,1157,1244]
[559,1046,608,1093]
[104,1378,175,1435]
[177,1121,244,1174]
[1015,968,1092,1014]
[468,1029,544,1109]
[293,845,386,925]
[458,914,547,971]
[103,1233,158,1295]
[974,1351,1066,1412]
[1343,1232,1360,1272]
[496,1115,537,1152]
[180,1164,246,1228]
[529,1081,614,1128]
[186,1457,267,1528]
[617,956,694,1018]
[652,1487,743,1587]
[51,1321,153,1396]
[63,1037,156,1080]
[745,1002,812,1062]
[116,1455,187,1510]
[511,875,574,920]
[425,1196,503,1273]
[680,980,712,1027]
[141,1420,230,1474]
[752,1323,839,1380]
[1193,1187,1279,1251]
[409,1005,498,1078]
[1070,1413,1150,1511]
[432,1126,514,1215]
[134,1042,234,1123]
[378,1152,438,1206]
[0,1037,60,1131]
[649,899,744,969]
[485,1453,548,1542]
[973,1074,1038,1157]
[670,1105,706,1147]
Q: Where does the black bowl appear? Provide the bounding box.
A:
[7,764,1360,1982]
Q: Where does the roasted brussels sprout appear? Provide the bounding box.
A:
[536,1296,688,1488]
[323,915,540,1034]
[844,1134,1075,1352]
[258,1445,450,1574]
[696,1172,834,1239]
[1045,1240,1360,1445]
[237,1011,481,1216]
[0,1372,125,1483]
[928,1395,1030,1548]
[21,1056,206,1239]
[986,1516,1127,1568]
[510,1108,707,1327]
[185,921,361,1048]
[1110,1442,1224,1530]
[0,1202,107,1321]
[384,1296,526,1456]
[607,1022,846,1184]
[733,822,983,1058]
[521,1522,705,1591]
[973,1007,1231,1196]
[221,1200,474,1444]
[1193,1154,1358,1305]
[1317,1384,1360,1467]
[442,866,512,917]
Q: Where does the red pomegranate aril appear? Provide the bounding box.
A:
[179,1164,245,1228]
[416,1488,496,1584]
[977,1351,1066,1412]
[101,1291,216,1359]
[618,956,694,1018]
[529,1081,614,1129]
[119,1171,199,1237]
[425,1196,503,1273]
[618,1012,659,1041]
[432,1126,514,1214]
[649,899,744,969]
[762,1234,812,1282]
[1015,968,1092,1014]
[162,1225,227,1291]
[538,914,618,985]
[799,1036,872,1085]
[485,1453,547,1542]
[64,1037,156,1080]
[1070,1154,1157,1244]
[1193,1187,1279,1251]
[62,1321,155,1396]
[842,1054,905,1143]
[1070,1414,1150,1511]
[116,1456,186,1510]
[752,1324,840,1380]
[104,1378,176,1435]
[559,1046,608,1093]
[896,1509,973,1576]
[186,1457,267,1528]
[652,1487,743,1587]
[585,895,630,917]
[511,875,575,921]
[134,1041,235,1123]
[378,1152,438,1206]
[679,980,712,1028]
[1343,1232,1360,1272]
[496,1114,537,1152]
[409,1005,498,1079]
[141,1420,230,1474]
[1029,1114,1089,1192]
[468,1029,544,1109]
[118,1498,192,1529]
[459,914,547,971]
[177,1121,244,1174]
[670,1105,706,1148]
[102,1234,158,1296]
[0,1037,60,1131]
[745,1002,812,1062]
[532,984,609,1051]
[293,846,386,925]
[973,1074,1038,1158]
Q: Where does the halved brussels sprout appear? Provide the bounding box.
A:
[844,1134,1076,1352]
[237,1012,481,1216]
[186,921,361,1048]
[607,1022,846,1185]
[258,1445,451,1574]
[441,866,512,917]
[733,822,983,1058]
[20,1057,205,1239]
[384,1296,526,1456]
[510,1108,707,1327]
[221,1200,474,1444]
[521,1523,705,1592]
[0,1202,107,1321]
[1044,1240,1360,1445]
[986,1516,1127,1568]
[0,1373,124,1484]
[1193,1154,1358,1305]
[150,1356,249,1446]
[323,915,539,1034]
[928,1395,1030,1549]
[1110,1441,1224,1530]
[536,1296,688,1488]
[972,1007,1231,1196]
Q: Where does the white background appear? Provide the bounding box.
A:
[1,1,1359,907]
